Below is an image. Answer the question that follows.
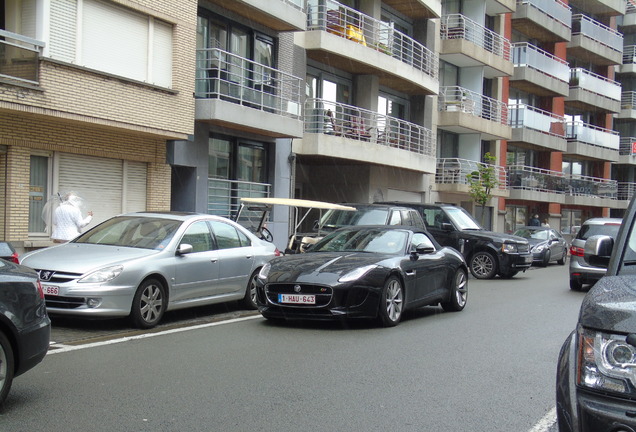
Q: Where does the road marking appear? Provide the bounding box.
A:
[47,315,262,355]
[528,407,556,432]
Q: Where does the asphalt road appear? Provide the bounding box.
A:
[1,263,582,431]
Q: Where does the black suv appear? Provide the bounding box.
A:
[378,202,532,279]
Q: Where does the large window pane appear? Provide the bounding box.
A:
[29,155,48,233]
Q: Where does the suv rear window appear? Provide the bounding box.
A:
[576,223,621,240]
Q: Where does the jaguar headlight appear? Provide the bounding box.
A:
[501,243,518,253]
[338,265,378,283]
[78,265,124,283]
[577,327,636,395]
[258,263,271,280]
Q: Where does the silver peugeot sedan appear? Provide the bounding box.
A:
[20,212,280,328]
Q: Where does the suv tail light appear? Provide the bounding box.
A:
[570,245,585,257]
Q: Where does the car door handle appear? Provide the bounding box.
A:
[210,258,218,263]
[245,255,253,259]
[405,270,416,276]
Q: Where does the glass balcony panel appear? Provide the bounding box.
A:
[565,121,620,150]
[509,104,566,135]
[572,14,623,52]
[508,165,617,198]
[570,68,621,101]
[517,0,571,28]
[512,43,569,82]
[439,86,509,125]
[304,98,435,157]
[0,29,43,84]
[436,158,508,190]
[306,0,438,79]
[441,14,512,61]
[195,48,303,120]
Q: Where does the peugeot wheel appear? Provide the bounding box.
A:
[441,268,468,312]
[241,270,259,310]
[378,275,404,327]
[469,252,498,279]
[131,278,166,329]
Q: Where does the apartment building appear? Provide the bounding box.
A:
[0,0,196,251]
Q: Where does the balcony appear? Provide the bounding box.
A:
[438,86,512,140]
[511,43,570,97]
[618,45,636,74]
[302,0,438,95]
[435,158,509,197]
[621,1,636,30]
[508,165,618,207]
[381,0,441,19]
[565,121,620,161]
[618,137,636,166]
[508,104,567,151]
[195,48,303,138]
[204,0,306,31]
[440,14,513,78]
[568,0,625,17]
[568,15,623,66]
[485,0,516,14]
[512,0,571,43]
[299,98,436,173]
[618,182,636,201]
[566,68,621,113]
[0,29,44,85]
[619,92,636,120]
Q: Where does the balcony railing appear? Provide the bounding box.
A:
[0,29,44,84]
[304,98,435,157]
[508,165,618,198]
[620,137,636,155]
[619,182,636,200]
[624,45,636,64]
[565,121,620,150]
[439,86,509,125]
[195,48,303,120]
[440,14,512,61]
[516,0,571,28]
[570,68,621,101]
[508,104,566,136]
[512,42,570,82]
[572,14,623,52]
[207,178,271,218]
[622,91,636,109]
[436,158,509,190]
[306,0,438,79]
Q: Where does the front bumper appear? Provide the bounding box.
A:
[499,252,533,273]
[41,282,136,318]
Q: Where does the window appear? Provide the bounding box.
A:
[28,155,50,234]
[48,0,173,88]
[505,205,528,234]
[411,233,434,251]
[210,221,242,250]
[181,221,213,253]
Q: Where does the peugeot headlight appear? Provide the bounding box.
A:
[577,327,636,395]
[78,265,124,283]
[501,243,518,253]
[338,265,378,283]
[258,263,271,280]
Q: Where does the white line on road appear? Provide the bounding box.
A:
[529,407,556,432]
[46,315,262,355]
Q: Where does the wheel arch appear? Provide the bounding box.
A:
[0,317,18,375]
[135,273,170,311]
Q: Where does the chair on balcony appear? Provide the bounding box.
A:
[345,114,372,141]
[324,110,343,136]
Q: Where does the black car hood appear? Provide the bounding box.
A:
[267,252,392,284]
[460,229,528,244]
[580,275,636,333]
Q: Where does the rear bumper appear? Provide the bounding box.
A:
[15,315,51,377]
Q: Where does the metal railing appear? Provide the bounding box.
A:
[508,104,566,136]
[304,98,435,157]
[207,178,271,218]
[629,0,636,14]
[195,48,303,120]
[624,45,636,64]
[619,182,636,200]
[620,137,636,155]
[516,0,571,28]
[508,165,618,198]
[572,14,623,52]
[0,29,44,84]
[570,68,621,101]
[306,0,438,79]
[565,121,620,150]
[436,158,508,190]
[622,91,636,109]
[439,86,509,125]
[440,14,512,61]
[512,42,569,82]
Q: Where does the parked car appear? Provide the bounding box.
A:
[378,202,532,279]
[568,217,622,291]
[556,201,636,431]
[512,226,567,266]
[286,203,426,253]
[20,212,280,329]
[0,242,19,264]
[0,259,50,405]
[255,225,468,327]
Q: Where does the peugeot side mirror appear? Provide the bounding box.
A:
[584,235,613,268]
[177,243,193,256]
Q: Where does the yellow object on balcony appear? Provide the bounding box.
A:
[346,25,367,46]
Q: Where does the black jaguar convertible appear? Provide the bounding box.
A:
[255,225,468,327]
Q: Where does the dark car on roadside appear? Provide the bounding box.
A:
[378,202,532,279]
[513,226,568,267]
[557,199,636,431]
[0,257,51,405]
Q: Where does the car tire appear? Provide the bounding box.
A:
[569,279,583,291]
[541,250,551,267]
[130,278,167,329]
[240,270,259,310]
[557,253,566,265]
[378,275,404,327]
[0,331,15,406]
[469,252,498,279]
[441,268,467,312]
[499,271,518,279]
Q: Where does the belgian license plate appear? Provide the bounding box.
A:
[42,285,59,296]
[524,255,533,263]
[279,294,316,304]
